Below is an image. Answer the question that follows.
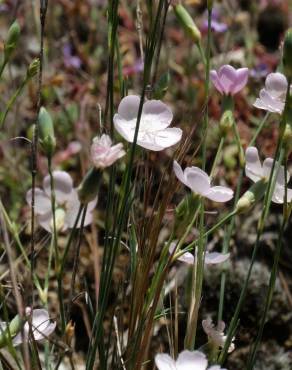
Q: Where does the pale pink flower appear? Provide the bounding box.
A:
[91,134,125,169]
[155,350,227,370]
[26,171,97,232]
[113,95,182,151]
[253,72,289,114]
[0,308,56,346]
[173,161,233,202]
[169,242,230,265]
[245,147,292,204]
[210,65,249,95]
[202,318,235,353]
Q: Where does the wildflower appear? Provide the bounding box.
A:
[245,146,292,204]
[253,72,289,114]
[202,318,235,353]
[201,7,227,34]
[155,350,226,370]
[210,65,249,95]
[173,161,233,202]
[63,43,82,69]
[91,134,125,169]
[26,171,97,232]
[0,308,56,346]
[169,242,230,265]
[113,95,182,151]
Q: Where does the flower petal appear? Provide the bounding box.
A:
[142,100,173,130]
[176,350,208,370]
[38,211,53,233]
[177,251,195,265]
[265,72,287,98]
[117,95,140,120]
[231,67,249,94]
[205,252,230,264]
[262,158,288,185]
[205,186,233,202]
[253,89,284,113]
[271,185,292,204]
[43,171,74,203]
[217,65,237,95]
[155,354,177,370]
[26,188,51,215]
[137,128,182,151]
[184,167,211,195]
[210,70,224,94]
[245,146,263,182]
[113,114,136,142]
[173,161,187,186]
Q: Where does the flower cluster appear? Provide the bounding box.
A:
[26,171,97,232]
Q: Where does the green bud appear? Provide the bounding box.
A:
[153,71,170,100]
[282,28,292,79]
[235,179,267,214]
[78,168,102,204]
[283,124,292,152]
[4,20,20,61]
[0,312,25,348]
[173,4,201,44]
[27,58,40,79]
[207,0,214,11]
[219,110,234,135]
[174,193,200,236]
[38,107,56,157]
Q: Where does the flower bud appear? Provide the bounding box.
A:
[27,58,40,79]
[173,4,201,44]
[38,107,56,157]
[65,321,75,346]
[174,193,200,236]
[4,20,20,61]
[283,124,292,152]
[235,179,267,214]
[0,312,25,348]
[78,168,102,204]
[207,0,214,11]
[153,71,170,100]
[282,28,292,79]
[219,110,233,135]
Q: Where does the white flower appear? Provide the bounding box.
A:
[113,95,182,151]
[245,146,292,204]
[155,350,226,370]
[202,318,235,353]
[0,308,56,346]
[253,72,289,114]
[169,242,230,265]
[26,171,97,232]
[173,161,233,202]
[91,134,125,168]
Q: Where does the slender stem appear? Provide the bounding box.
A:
[30,0,48,307]
[210,137,225,180]
[67,205,88,322]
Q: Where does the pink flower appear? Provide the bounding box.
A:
[155,350,227,370]
[113,95,182,151]
[173,161,233,202]
[0,308,56,346]
[26,171,97,232]
[169,242,230,265]
[91,134,125,169]
[253,72,288,114]
[210,65,249,95]
[202,318,235,353]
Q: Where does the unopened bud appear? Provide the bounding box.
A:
[65,321,75,346]
[207,0,214,11]
[27,58,40,78]
[153,71,170,100]
[4,20,20,61]
[39,107,56,157]
[78,168,102,204]
[173,4,201,44]
[0,312,25,348]
[219,110,233,135]
[283,28,292,79]
[283,124,292,152]
[235,179,267,213]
